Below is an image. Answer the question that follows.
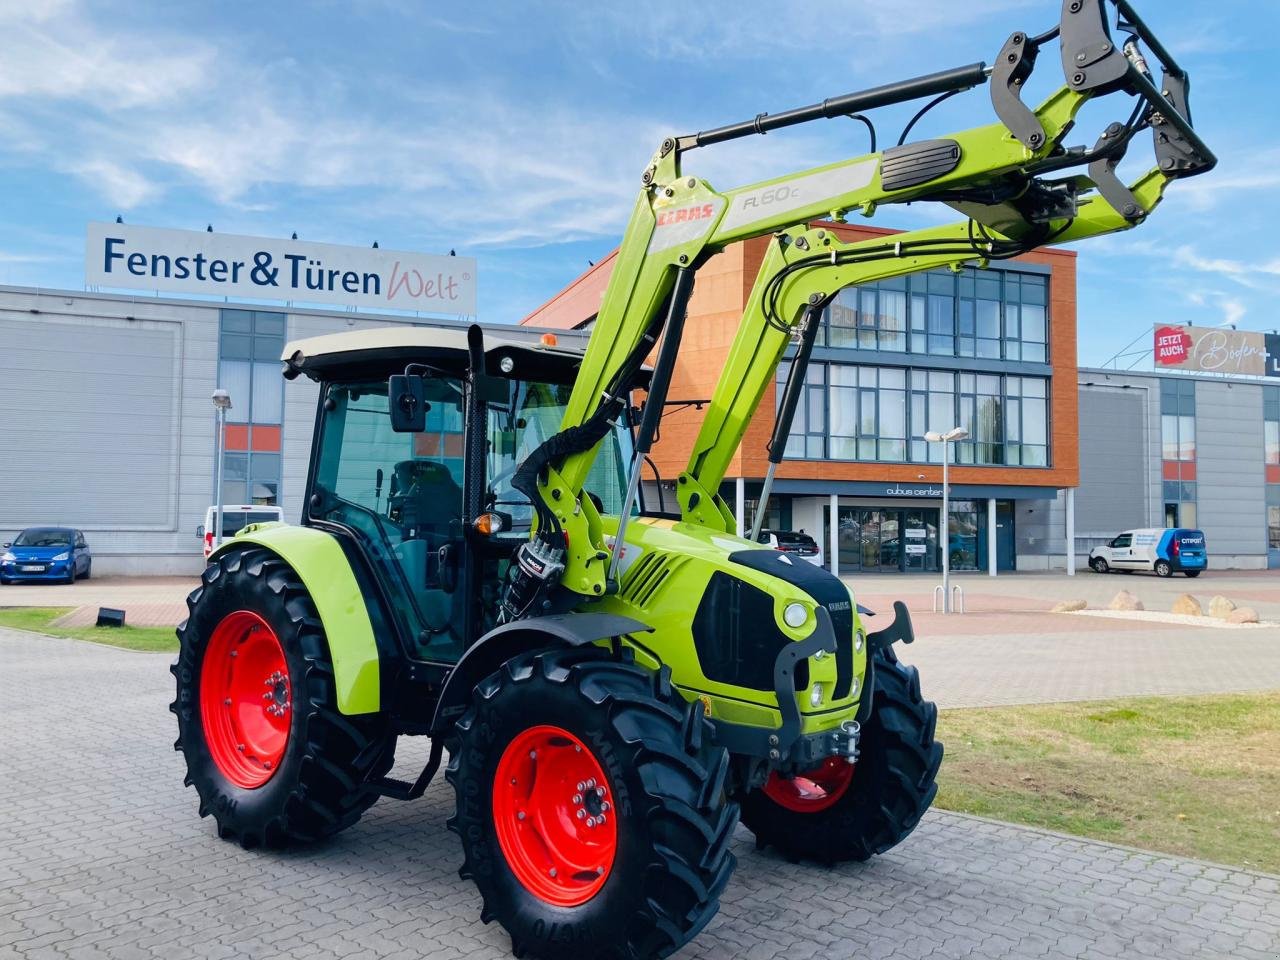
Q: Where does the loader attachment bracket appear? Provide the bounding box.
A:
[867,601,915,651]
[990,30,1046,150]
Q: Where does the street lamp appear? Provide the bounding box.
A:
[924,426,968,612]
[212,389,232,549]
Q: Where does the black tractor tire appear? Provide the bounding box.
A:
[1090,557,1109,574]
[1185,570,1201,578]
[740,645,942,864]
[171,548,394,849]
[1155,560,1173,578]
[447,648,737,960]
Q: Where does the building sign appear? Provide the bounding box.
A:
[85,222,476,314]
[881,484,944,498]
[1153,324,1277,377]
[905,543,927,555]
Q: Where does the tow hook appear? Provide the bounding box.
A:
[832,719,860,765]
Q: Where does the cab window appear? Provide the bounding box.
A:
[1111,534,1132,548]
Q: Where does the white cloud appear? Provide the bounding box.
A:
[1172,245,1280,290]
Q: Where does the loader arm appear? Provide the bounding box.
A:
[679,166,1178,528]
[499,0,1214,619]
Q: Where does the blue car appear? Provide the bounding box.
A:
[0,527,92,584]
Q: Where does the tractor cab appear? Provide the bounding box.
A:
[283,326,634,663]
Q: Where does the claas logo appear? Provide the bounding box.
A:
[656,204,716,227]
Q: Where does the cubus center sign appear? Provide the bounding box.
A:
[1153,324,1280,377]
[85,222,476,314]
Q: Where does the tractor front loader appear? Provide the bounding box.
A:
[172,3,1213,958]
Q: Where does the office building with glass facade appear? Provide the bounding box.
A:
[524,221,1081,574]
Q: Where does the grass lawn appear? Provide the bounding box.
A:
[935,692,1280,874]
[0,607,178,653]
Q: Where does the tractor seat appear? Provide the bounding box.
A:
[391,459,462,538]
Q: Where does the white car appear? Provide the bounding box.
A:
[198,505,285,558]
[756,529,824,566]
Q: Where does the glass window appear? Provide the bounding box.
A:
[218,360,252,425]
[879,289,907,351]
[1269,504,1280,550]
[251,362,283,424]
[1266,419,1279,465]
[1178,415,1196,460]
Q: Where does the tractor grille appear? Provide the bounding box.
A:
[691,572,809,693]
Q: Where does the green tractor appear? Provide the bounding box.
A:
[172,3,1211,956]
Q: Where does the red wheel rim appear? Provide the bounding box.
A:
[762,757,855,813]
[199,610,290,789]
[492,725,616,906]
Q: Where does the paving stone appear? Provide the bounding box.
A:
[2,628,1278,960]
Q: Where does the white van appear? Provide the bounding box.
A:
[1088,528,1207,578]
[199,505,285,558]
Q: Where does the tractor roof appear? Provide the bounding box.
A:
[281,325,594,386]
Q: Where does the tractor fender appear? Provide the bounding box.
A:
[209,523,381,716]
[430,612,651,736]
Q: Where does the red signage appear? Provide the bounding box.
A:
[1154,325,1191,366]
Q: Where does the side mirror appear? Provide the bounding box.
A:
[2,542,9,548]
[196,525,205,538]
[388,375,428,433]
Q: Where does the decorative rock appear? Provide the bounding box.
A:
[1109,590,1143,611]
[1171,594,1203,617]
[1051,599,1088,613]
[1226,607,1259,625]
[1208,595,1237,619]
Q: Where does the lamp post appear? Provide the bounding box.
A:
[924,426,968,612]
[212,389,232,548]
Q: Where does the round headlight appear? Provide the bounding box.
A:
[783,602,808,628]
[499,356,515,374]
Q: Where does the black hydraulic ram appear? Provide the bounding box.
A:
[749,302,824,543]
[674,63,991,153]
[607,267,695,582]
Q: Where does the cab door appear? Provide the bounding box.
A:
[1108,533,1134,568]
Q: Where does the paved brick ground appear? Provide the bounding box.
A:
[3,629,1278,960]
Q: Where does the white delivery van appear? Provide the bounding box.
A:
[1088,528,1207,578]
[199,505,285,558]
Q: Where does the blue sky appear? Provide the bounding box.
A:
[1,0,1277,367]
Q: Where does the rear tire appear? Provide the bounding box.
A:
[1185,570,1201,578]
[447,648,737,960]
[171,548,394,848]
[1155,560,1173,578]
[740,646,942,864]
[1090,558,1109,573]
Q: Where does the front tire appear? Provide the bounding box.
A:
[1090,557,1109,573]
[740,646,942,864]
[447,648,737,960]
[171,548,394,848]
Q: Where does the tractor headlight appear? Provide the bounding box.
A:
[783,602,808,628]
[52,552,70,561]
[854,631,864,653]
[809,683,823,708]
